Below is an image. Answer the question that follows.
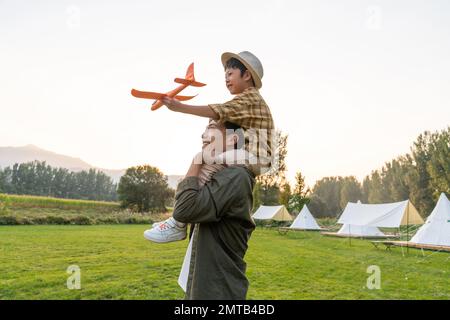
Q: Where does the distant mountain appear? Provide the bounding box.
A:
[0,144,92,171]
[0,144,182,189]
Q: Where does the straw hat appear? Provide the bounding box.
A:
[221,51,264,89]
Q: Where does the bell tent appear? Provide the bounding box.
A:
[289,205,322,230]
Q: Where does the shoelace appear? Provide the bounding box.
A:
[158,220,175,231]
[158,223,169,230]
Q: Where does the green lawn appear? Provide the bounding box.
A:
[0,225,449,300]
[0,193,172,225]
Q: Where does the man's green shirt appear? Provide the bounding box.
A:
[173,166,256,300]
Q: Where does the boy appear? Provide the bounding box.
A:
[144,51,274,243]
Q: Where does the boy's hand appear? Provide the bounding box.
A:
[160,97,219,120]
[162,96,184,111]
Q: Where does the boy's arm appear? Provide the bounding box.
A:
[162,96,219,120]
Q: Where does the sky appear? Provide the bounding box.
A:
[1,0,449,187]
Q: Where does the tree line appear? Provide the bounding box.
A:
[253,126,449,219]
[1,126,447,215]
[0,160,175,212]
[0,160,118,201]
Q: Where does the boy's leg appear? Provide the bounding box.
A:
[144,217,187,243]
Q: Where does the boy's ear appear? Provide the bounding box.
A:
[243,70,253,82]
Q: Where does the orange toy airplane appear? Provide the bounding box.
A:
[131,63,206,111]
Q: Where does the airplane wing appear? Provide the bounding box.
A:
[131,89,166,100]
[174,94,198,101]
[131,89,196,102]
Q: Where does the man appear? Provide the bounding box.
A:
[173,120,256,300]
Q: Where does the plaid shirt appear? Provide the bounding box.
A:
[209,87,275,175]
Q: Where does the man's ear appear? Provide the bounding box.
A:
[232,133,239,146]
[225,132,237,147]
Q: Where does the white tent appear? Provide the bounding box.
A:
[337,224,385,237]
[289,205,321,230]
[252,205,292,221]
[410,193,450,247]
[338,200,424,228]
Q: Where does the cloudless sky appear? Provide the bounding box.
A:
[1,0,449,187]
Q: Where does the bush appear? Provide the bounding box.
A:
[69,216,93,225]
[254,219,290,228]
[31,216,52,225]
[21,217,34,225]
[0,215,20,225]
[96,216,119,224]
[45,215,71,225]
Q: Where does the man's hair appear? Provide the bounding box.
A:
[224,58,256,87]
[224,121,244,150]
[224,121,241,131]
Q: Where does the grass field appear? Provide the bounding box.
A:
[0,193,171,225]
[1,225,449,300]
[0,193,120,210]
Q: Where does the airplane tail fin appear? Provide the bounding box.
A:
[185,63,195,80]
[174,78,206,87]
[173,62,206,87]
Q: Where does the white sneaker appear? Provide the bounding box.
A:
[152,221,162,228]
[143,217,187,243]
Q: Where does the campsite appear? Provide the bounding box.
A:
[253,195,450,253]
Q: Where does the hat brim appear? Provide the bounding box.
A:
[221,52,262,89]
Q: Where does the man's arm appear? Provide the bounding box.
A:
[172,165,247,224]
[162,97,219,120]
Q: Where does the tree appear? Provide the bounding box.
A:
[117,165,173,212]
[293,171,309,196]
[310,177,342,216]
[256,130,288,206]
[339,176,362,209]
[408,131,435,215]
[252,182,262,212]
[259,185,281,206]
[279,182,291,209]
[426,128,450,198]
[288,171,310,214]
[308,194,328,218]
[309,176,362,217]
[364,171,387,204]
[0,168,5,193]
[0,161,117,201]
[0,167,12,193]
[357,127,449,217]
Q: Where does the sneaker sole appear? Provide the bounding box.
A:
[143,231,186,243]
